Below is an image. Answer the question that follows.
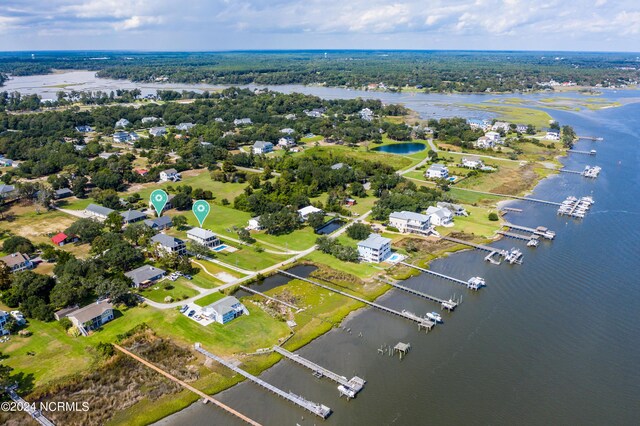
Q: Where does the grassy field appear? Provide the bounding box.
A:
[461,104,554,129]
[301,145,414,171]
[138,279,200,303]
[304,251,385,279]
[193,292,226,307]
[252,226,318,251]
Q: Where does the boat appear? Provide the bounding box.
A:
[527,239,539,247]
[426,312,443,323]
[505,248,524,264]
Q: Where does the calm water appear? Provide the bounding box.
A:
[6,73,639,425]
[371,142,426,154]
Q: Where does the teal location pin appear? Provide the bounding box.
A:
[192,200,210,227]
[150,189,169,216]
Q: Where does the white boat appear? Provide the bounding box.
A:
[527,239,539,247]
[426,312,443,323]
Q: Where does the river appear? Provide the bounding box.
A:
[6,72,640,425]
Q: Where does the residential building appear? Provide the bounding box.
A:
[10,311,25,326]
[142,116,161,124]
[214,117,224,123]
[85,203,115,221]
[125,265,166,288]
[475,136,494,149]
[247,216,262,231]
[176,122,195,131]
[51,232,79,246]
[187,227,221,248]
[0,253,33,273]
[298,205,322,221]
[151,233,187,256]
[54,305,79,321]
[426,206,454,227]
[147,194,175,212]
[545,130,560,140]
[252,141,274,155]
[113,131,132,143]
[0,158,18,167]
[492,121,511,132]
[233,118,252,126]
[143,216,173,230]
[437,202,468,216]
[461,156,485,169]
[68,301,114,334]
[330,162,349,171]
[357,233,392,263]
[115,118,130,128]
[304,108,325,118]
[280,128,295,135]
[159,168,181,182]
[202,296,249,324]
[359,108,374,121]
[0,310,10,336]
[54,188,73,199]
[149,126,167,137]
[389,211,431,234]
[0,184,16,198]
[120,209,147,225]
[278,137,296,147]
[75,125,93,133]
[425,164,449,179]
[485,131,502,143]
[516,124,528,133]
[285,113,296,120]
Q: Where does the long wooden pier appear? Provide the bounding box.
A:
[577,135,603,141]
[195,343,332,419]
[399,262,485,290]
[567,149,596,156]
[558,169,583,175]
[451,187,562,206]
[504,223,555,239]
[497,230,535,242]
[440,235,505,254]
[4,386,55,426]
[272,346,366,399]
[377,277,458,310]
[239,285,300,311]
[113,344,262,426]
[277,270,435,331]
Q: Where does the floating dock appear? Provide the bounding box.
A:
[377,277,458,310]
[239,285,300,311]
[399,262,485,291]
[277,270,435,332]
[195,343,332,419]
[272,346,365,399]
[5,386,55,426]
[557,196,594,218]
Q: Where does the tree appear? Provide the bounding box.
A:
[0,262,11,290]
[71,176,88,197]
[65,218,103,243]
[346,223,372,240]
[123,222,155,246]
[104,211,124,231]
[350,182,366,198]
[248,174,261,189]
[172,192,192,210]
[2,236,35,255]
[237,228,255,244]
[189,241,212,258]
[307,211,326,230]
[488,212,499,221]
[259,209,300,235]
[172,215,188,229]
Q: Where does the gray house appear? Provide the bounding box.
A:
[151,234,187,256]
[125,265,166,288]
[85,204,115,221]
[143,216,173,230]
[120,209,147,224]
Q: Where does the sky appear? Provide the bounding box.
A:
[1,0,639,52]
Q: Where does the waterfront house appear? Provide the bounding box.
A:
[437,202,468,216]
[0,253,33,273]
[187,227,221,249]
[545,129,560,140]
[461,156,485,169]
[151,233,187,256]
[68,301,114,334]
[85,204,115,221]
[115,118,130,128]
[233,118,252,126]
[357,233,392,263]
[125,265,166,288]
[492,121,511,132]
[202,296,249,324]
[298,205,322,221]
[425,206,454,227]
[485,131,502,143]
[389,211,431,234]
[149,126,167,137]
[247,216,262,231]
[278,137,296,148]
[159,168,181,182]
[359,108,374,121]
[143,216,173,230]
[425,164,449,179]
[120,209,147,225]
[252,141,274,155]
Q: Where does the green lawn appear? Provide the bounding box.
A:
[214,247,290,271]
[138,279,199,303]
[253,226,318,251]
[193,292,226,307]
[304,251,385,279]
[461,104,554,129]
[301,145,414,171]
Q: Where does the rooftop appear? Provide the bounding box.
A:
[86,203,115,217]
[389,211,430,222]
[151,233,184,248]
[187,227,217,240]
[358,233,391,250]
[0,252,30,268]
[69,301,114,324]
[125,265,166,286]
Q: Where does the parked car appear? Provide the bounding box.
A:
[188,310,195,317]
[180,305,189,313]
[184,274,192,280]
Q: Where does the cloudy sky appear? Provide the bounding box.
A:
[1,0,639,51]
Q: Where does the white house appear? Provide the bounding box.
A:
[176,122,195,131]
[357,233,392,263]
[485,131,502,143]
[359,108,374,121]
[115,118,130,128]
[85,203,115,221]
[247,216,262,230]
[461,156,485,169]
[516,124,528,133]
[68,301,114,334]
[425,164,449,179]
[159,168,181,182]
[426,206,454,227]
[142,116,161,124]
[202,296,249,324]
[389,211,431,234]
[187,227,221,248]
[280,128,295,135]
[0,310,9,336]
[278,137,296,148]
[437,202,468,216]
[151,234,187,256]
[112,131,131,143]
[492,121,511,132]
[475,136,494,149]
[545,130,560,140]
[253,141,274,155]
[298,205,322,221]
[234,118,252,126]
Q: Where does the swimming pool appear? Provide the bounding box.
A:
[386,253,405,263]
[212,244,228,252]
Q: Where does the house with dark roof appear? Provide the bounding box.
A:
[54,188,73,199]
[120,209,147,225]
[125,265,166,288]
[85,204,115,221]
[67,301,114,335]
[151,234,186,256]
[143,216,173,230]
[75,125,93,133]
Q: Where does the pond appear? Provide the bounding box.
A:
[315,218,344,235]
[371,142,426,154]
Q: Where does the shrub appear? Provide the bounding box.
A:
[59,317,72,330]
[488,212,499,221]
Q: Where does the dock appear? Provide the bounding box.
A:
[577,135,603,141]
[502,207,523,213]
[377,277,458,310]
[239,285,300,311]
[450,187,562,206]
[399,262,485,291]
[503,223,555,239]
[497,230,537,242]
[4,385,55,426]
[557,196,594,218]
[567,149,596,156]
[195,343,331,419]
[272,346,366,399]
[113,344,262,426]
[277,270,435,332]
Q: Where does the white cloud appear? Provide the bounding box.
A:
[113,15,164,31]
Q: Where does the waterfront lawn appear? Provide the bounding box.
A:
[138,279,199,303]
[443,206,500,238]
[448,187,505,205]
[253,226,318,251]
[304,250,385,279]
[214,247,290,272]
[302,145,413,171]
[193,292,226,307]
[462,104,553,129]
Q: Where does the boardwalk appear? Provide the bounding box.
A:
[195,343,332,419]
[377,277,458,310]
[272,346,366,398]
[113,344,262,426]
[4,386,55,426]
[277,270,435,331]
